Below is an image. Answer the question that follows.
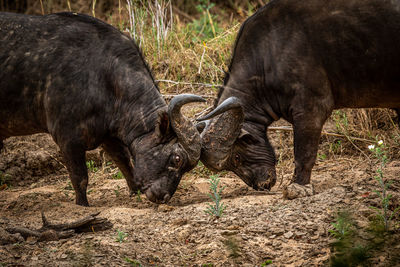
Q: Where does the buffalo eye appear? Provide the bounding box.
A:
[173,155,181,166]
[233,154,241,165]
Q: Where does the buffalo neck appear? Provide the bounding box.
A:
[220,75,280,128]
[107,57,167,152]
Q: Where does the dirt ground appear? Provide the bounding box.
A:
[1,124,400,266]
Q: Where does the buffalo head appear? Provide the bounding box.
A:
[197,97,276,191]
[132,94,205,203]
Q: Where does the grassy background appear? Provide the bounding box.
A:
[1,0,400,162]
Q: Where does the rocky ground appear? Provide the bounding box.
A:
[1,130,400,266]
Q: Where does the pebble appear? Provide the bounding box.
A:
[283,231,294,239]
[157,204,174,212]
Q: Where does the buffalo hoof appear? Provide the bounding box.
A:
[283,183,314,200]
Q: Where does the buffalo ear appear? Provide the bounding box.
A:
[156,111,170,136]
[238,129,258,144]
[196,121,206,134]
[238,129,250,139]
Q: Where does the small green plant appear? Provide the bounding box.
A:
[223,236,240,258]
[204,175,226,218]
[329,140,342,154]
[116,229,128,243]
[188,0,222,42]
[328,210,354,241]
[368,140,400,232]
[112,171,124,180]
[124,257,142,267]
[261,260,273,266]
[0,171,11,189]
[317,153,327,161]
[136,189,142,202]
[328,210,370,266]
[114,185,121,197]
[86,160,98,172]
[333,110,349,134]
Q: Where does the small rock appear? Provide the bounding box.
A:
[172,219,187,226]
[26,236,37,244]
[311,235,319,240]
[269,227,285,236]
[60,254,68,259]
[226,225,240,230]
[157,204,174,212]
[284,231,294,239]
[224,228,241,236]
[269,235,276,239]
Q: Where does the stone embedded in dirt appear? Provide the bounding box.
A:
[283,231,294,239]
[157,204,174,212]
[220,230,239,236]
[171,219,188,226]
[269,227,285,236]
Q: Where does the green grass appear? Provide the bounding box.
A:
[86,160,98,173]
[0,171,11,188]
[124,257,142,267]
[112,171,124,180]
[204,174,226,218]
[116,229,128,243]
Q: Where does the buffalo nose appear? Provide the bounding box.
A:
[162,193,171,203]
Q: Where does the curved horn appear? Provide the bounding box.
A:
[168,94,206,166]
[198,97,245,170]
[197,97,242,121]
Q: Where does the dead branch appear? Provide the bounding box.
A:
[268,126,375,143]
[172,6,194,21]
[157,79,217,88]
[3,212,112,243]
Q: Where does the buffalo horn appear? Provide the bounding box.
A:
[197,97,243,121]
[197,97,245,169]
[168,94,206,166]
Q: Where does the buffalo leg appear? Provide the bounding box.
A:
[292,120,324,185]
[59,144,89,206]
[0,139,3,152]
[102,139,138,195]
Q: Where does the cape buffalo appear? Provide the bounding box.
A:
[198,0,400,198]
[0,12,205,206]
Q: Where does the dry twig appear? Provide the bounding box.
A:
[4,212,112,242]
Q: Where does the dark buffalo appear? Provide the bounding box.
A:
[198,0,400,198]
[0,12,205,206]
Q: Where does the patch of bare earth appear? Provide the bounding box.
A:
[1,131,400,266]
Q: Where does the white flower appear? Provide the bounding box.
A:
[368,144,375,150]
[378,140,383,145]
